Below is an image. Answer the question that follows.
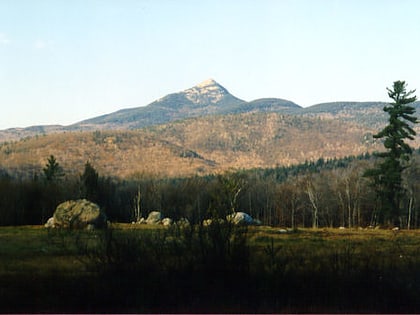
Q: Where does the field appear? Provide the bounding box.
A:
[1,224,420,313]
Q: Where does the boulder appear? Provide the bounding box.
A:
[227,212,255,225]
[44,217,56,228]
[146,211,162,225]
[132,217,146,224]
[202,219,213,227]
[162,217,173,226]
[202,218,225,226]
[253,219,262,226]
[52,199,107,229]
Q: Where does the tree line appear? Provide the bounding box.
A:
[0,152,419,228]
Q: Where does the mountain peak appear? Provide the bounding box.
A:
[183,78,230,105]
[196,78,219,88]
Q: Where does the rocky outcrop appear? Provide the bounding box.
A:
[44,217,56,228]
[162,217,173,226]
[227,212,260,226]
[48,199,107,229]
[183,78,231,105]
[145,211,162,225]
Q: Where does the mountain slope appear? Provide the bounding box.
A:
[75,79,245,129]
[0,112,387,179]
[219,98,301,115]
[301,101,420,129]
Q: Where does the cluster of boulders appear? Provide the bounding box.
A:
[43,200,405,232]
[227,212,261,226]
[45,201,261,229]
[133,211,261,227]
[203,212,261,226]
[44,199,107,229]
[133,211,190,227]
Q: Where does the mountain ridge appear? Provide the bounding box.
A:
[1,79,420,143]
[1,78,419,178]
[0,112,387,179]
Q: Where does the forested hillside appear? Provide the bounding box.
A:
[0,112,386,179]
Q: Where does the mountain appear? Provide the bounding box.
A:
[74,79,245,130]
[0,125,64,143]
[0,79,303,141]
[219,98,301,115]
[1,78,419,145]
[0,112,385,179]
[301,101,420,129]
[1,78,419,178]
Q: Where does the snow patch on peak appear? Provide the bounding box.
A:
[183,79,228,105]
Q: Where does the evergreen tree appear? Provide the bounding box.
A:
[364,81,417,226]
[80,161,99,202]
[43,155,64,182]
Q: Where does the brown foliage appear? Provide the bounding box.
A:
[0,112,412,178]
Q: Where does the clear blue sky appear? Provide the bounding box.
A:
[1,0,419,129]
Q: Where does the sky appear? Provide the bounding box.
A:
[1,0,420,129]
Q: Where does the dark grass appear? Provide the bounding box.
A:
[1,225,420,313]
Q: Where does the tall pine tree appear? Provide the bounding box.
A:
[365,81,417,226]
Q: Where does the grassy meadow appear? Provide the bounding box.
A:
[1,224,420,313]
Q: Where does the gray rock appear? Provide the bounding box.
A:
[253,219,262,226]
[52,199,107,229]
[146,211,162,225]
[44,217,56,228]
[162,217,173,226]
[202,219,213,226]
[132,217,145,224]
[227,212,255,225]
[202,218,226,226]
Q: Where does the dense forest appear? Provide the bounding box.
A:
[1,151,420,229]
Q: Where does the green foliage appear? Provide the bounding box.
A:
[80,161,99,202]
[2,151,420,228]
[365,81,418,225]
[43,155,65,182]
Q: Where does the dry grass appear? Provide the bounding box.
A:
[1,225,420,313]
[2,224,419,276]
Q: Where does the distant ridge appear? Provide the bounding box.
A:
[1,79,420,142]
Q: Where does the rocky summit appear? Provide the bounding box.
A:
[182,78,231,105]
